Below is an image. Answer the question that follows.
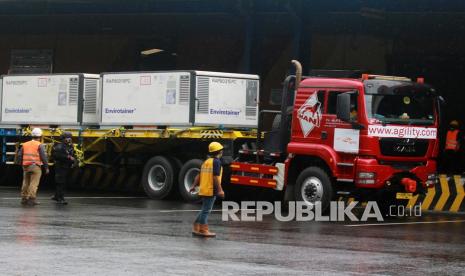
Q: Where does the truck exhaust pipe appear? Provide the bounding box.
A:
[291,60,302,89]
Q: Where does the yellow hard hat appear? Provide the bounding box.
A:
[208,142,224,153]
[450,120,459,127]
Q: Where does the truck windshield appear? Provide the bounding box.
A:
[364,80,435,125]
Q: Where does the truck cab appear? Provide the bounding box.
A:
[231,61,440,212]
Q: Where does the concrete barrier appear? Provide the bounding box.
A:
[407,175,464,212]
[340,175,465,213]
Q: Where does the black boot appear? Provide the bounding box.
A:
[27,198,40,206]
[57,198,68,205]
[21,197,28,206]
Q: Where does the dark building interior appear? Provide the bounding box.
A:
[0,0,464,126]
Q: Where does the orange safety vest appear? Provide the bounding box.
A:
[445,130,460,151]
[199,158,223,197]
[22,140,43,166]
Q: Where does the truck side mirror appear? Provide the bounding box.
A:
[336,93,351,122]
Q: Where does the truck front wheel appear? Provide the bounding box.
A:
[178,159,203,203]
[141,156,175,199]
[295,167,334,213]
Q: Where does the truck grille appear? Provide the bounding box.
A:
[379,138,429,157]
[379,161,425,170]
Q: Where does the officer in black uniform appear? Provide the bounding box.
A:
[51,132,76,205]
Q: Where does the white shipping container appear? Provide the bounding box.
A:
[0,74,100,126]
[101,72,191,126]
[100,71,259,128]
[194,71,259,127]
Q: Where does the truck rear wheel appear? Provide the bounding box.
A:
[295,167,334,213]
[141,156,174,199]
[178,159,203,203]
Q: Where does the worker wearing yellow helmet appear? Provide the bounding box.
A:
[190,141,225,237]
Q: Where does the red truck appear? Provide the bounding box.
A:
[229,60,440,212]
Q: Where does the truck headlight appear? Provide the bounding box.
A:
[357,172,376,184]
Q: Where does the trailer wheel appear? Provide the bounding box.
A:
[295,167,334,213]
[142,156,174,199]
[166,157,183,197]
[178,159,203,203]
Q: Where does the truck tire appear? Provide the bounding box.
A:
[178,159,203,203]
[141,156,175,199]
[295,167,334,213]
[166,157,183,198]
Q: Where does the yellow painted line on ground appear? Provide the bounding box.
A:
[434,175,450,211]
[450,175,465,212]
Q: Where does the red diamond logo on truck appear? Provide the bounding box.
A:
[297,93,322,137]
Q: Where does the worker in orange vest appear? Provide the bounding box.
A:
[16,128,49,206]
[444,120,462,174]
[190,142,225,237]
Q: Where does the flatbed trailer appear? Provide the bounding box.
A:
[0,126,258,201]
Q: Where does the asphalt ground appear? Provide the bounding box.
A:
[0,186,464,275]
